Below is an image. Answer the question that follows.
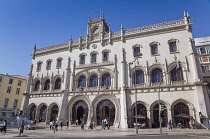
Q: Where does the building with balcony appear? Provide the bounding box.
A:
[0,73,27,120]
[21,12,210,128]
[195,36,210,99]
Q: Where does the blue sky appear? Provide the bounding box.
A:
[0,0,210,77]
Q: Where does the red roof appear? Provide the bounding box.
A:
[11,75,27,80]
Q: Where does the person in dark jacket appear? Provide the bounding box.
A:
[1,120,7,133]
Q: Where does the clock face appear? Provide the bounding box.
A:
[93,28,99,34]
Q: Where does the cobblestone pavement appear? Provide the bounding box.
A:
[1,125,210,138]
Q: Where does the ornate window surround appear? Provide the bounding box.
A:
[79,53,87,65]
[56,57,63,68]
[46,59,53,70]
[168,38,179,54]
[36,61,43,72]
[90,51,98,64]
[149,41,160,56]
[132,44,142,58]
[102,49,111,62]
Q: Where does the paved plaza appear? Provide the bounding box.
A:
[1,125,210,139]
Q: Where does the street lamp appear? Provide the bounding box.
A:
[158,60,179,134]
[129,53,143,135]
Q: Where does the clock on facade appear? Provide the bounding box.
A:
[93,27,99,34]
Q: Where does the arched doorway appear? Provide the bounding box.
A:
[50,105,59,122]
[96,99,115,126]
[30,105,36,120]
[153,103,167,128]
[132,104,147,126]
[174,102,190,125]
[72,100,88,125]
[39,105,47,122]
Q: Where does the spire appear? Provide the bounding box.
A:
[184,10,187,17]
[70,35,72,41]
[187,12,190,17]
[88,15,91,22]
[121,23,124,29]
[80,33,82,39]
[32,44,36,60]
[101,11,104,19]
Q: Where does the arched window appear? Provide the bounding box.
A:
[170,67,183,81]
[44,79,50,90]
[134,70,144,84]
[151,68,163,83]
[78,76,86,88]
[102,73,111,86]
[34,80,40,91]
[54,78,61,89]
[89,74,98,87]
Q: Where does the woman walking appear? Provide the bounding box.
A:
[1,120,7,133]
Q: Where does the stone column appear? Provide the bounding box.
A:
[120,48,128,128]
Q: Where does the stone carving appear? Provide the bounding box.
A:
[92,44,97,49]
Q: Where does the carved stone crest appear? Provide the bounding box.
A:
[92,44,97,49]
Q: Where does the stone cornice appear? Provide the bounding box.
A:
[35,19,187,56]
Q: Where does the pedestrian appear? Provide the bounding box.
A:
[55,120,58,131]
[50,121,53,130]
[66,119,69,129]
[168,119,172,130]
[76,119,78,126]
[208,118,210,130]
[60,119,63,130]
[1,120,7,133]
[104,119,109,130]
[189,119,193,130]
[101,119,105,129]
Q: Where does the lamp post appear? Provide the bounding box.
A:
[158,60,179,134]
[129,53,143,135]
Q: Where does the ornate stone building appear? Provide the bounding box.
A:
[21,12,210,128]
